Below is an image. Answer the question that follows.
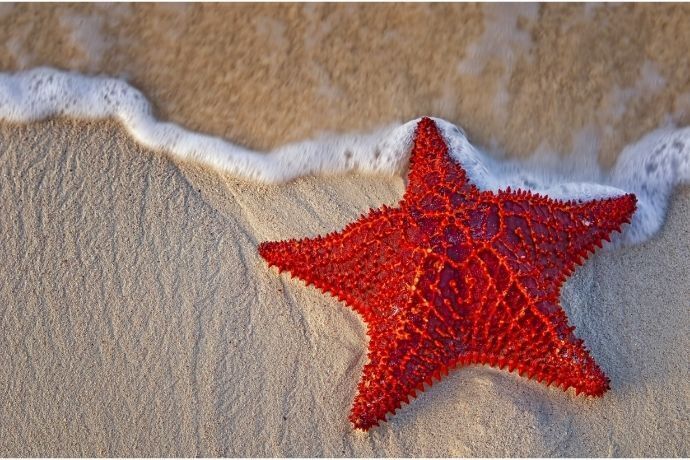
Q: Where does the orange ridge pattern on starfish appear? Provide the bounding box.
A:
[259,118,637,431]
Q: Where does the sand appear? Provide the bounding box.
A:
[0,3,688,457]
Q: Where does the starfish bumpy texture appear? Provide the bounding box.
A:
[259,118,637,430]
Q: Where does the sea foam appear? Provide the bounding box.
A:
[0,67,688,246]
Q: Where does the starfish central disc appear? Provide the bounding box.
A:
[259,118,637,430]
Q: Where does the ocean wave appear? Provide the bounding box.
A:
[1,67,688,246]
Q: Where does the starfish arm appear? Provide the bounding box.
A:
[349,313,465,430]
[258,207,416,319]
[403,117,474,207]
[560,193,637,257]
[550,193,637,283]
[470,288,611,396]
[492,190,637,289]
[350,340,411,430]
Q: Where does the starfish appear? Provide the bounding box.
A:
[259,118,637,430]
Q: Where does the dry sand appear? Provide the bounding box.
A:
[0,3,688,457]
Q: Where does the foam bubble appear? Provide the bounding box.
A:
[0,67,688,247]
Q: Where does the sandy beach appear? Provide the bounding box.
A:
[0,4,688,457]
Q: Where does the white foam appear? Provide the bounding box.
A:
[0,67,688,247]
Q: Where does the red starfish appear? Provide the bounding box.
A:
[259,118,636,430]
